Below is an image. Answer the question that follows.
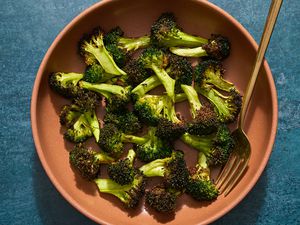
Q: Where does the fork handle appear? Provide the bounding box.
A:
[239,0,283,128]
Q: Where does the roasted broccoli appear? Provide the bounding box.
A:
[131,75,162,101]
[83,63,115,83]
[139,47,176,101]
[95,171,145,208]
[69,144,114,180]
[170,34,230,60]
[145,185,180,213]
[98,124,147,158]
[123,59,151,87]
[60,91,100,142]
[139,151,189,190]
[104,26,150,52]
[135,126,173,162]
[151,12,208,47]
[107,149,137,185]
[181,124,234,166]
[79,27,126,75]
[49,72,83,98]
[186,152,219,201]
[79,81,131,113]
[103,110,142,134]
[181,84,219,135]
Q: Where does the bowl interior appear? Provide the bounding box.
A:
[31,0,277,224]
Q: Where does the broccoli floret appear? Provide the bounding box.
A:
[186,152,219,201]
[133,94,168,126]
[104,26,150,52]
[79,27,126,75]
[145,185,180,213]
[180,84,219,135]
[170,34,230,60]
[99,124,147,158]
[156,96,186,140]
[60,91,101,142]
[79,81,131,113]
[49,72,83,98]
[123,59,151,87]
[139,150,189,190]
[107,149,137,185]
[69,144,114,180]
[151,12,208,47]
[181,125,235,166]
[166,54,193,93]
[83,63,115,83]
[139,47,176,101]
[94,171,146,208]
[131,75,162,101]
[195,60,235,92]
[105,43,128,68]
[103,110,142,134]
[135,127,173,162]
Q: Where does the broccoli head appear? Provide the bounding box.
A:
[83,63,115,83]
[69,144,114,180]
[181,124,235,166]
[49,72,83,98]
[186,152,219,201]
[123,59,150,87]
[79,27,126,75]
[95,171,146,208]
[107,149,137,185]
[151,12,208,47]
[135,126,173,162]
[170,34,230,60]
[145,185,180,213]
[139,150,189,190]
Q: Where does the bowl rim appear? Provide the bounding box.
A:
[30,0,278,224]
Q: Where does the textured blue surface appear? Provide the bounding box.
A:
[0,0,299,224]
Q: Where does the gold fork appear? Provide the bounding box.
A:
[215,0,283,196]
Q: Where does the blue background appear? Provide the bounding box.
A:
[0,0,299,224]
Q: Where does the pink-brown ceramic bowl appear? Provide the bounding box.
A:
[31,0,278,224]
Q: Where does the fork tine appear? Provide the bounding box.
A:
[223,160,249,196]
[215,154,238,189]
[218,159,244,194]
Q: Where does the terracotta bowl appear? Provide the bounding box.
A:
[31,0,278,224]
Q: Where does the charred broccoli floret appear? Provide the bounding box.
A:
[139,47,176,101]
[181,125,234,166]
[195,60,235,92]
[60,91,100,142]
[98,124,147,158]
[49,72,83,98]
[186,152,219,201]
[135,127,173,162]
[139,151,189,190]
[95,171,146,208]
[180,84,219,135]
[79,81,131,113]
[151,12,208,47]
[69,144,114,180]
[103,110,142,134]
[123,59,151,87]
[145,185,180,213]
[107,149,137,185]
[79,27,126,75]
[170,34,230,60]
[104,26,150,52]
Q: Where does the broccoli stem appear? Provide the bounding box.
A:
[80,81,126,98]
[170,46,207,57]
[151,65,176,102]
[139,159,166,177]
[59,72,84,86]
[204,69,234,92]
[121,134,148,145]
[84,111,100,142]
[84,37,126,76]
[181,133,212,155]
[119,36,151,51]
[94,178,131,200]
[175,93,188,102]
[164,96,181,123]
[131,75,162,98]
[181,84,202,119]
[165,30,208,47]
[126,149,136,164]
[94,153,115,163]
